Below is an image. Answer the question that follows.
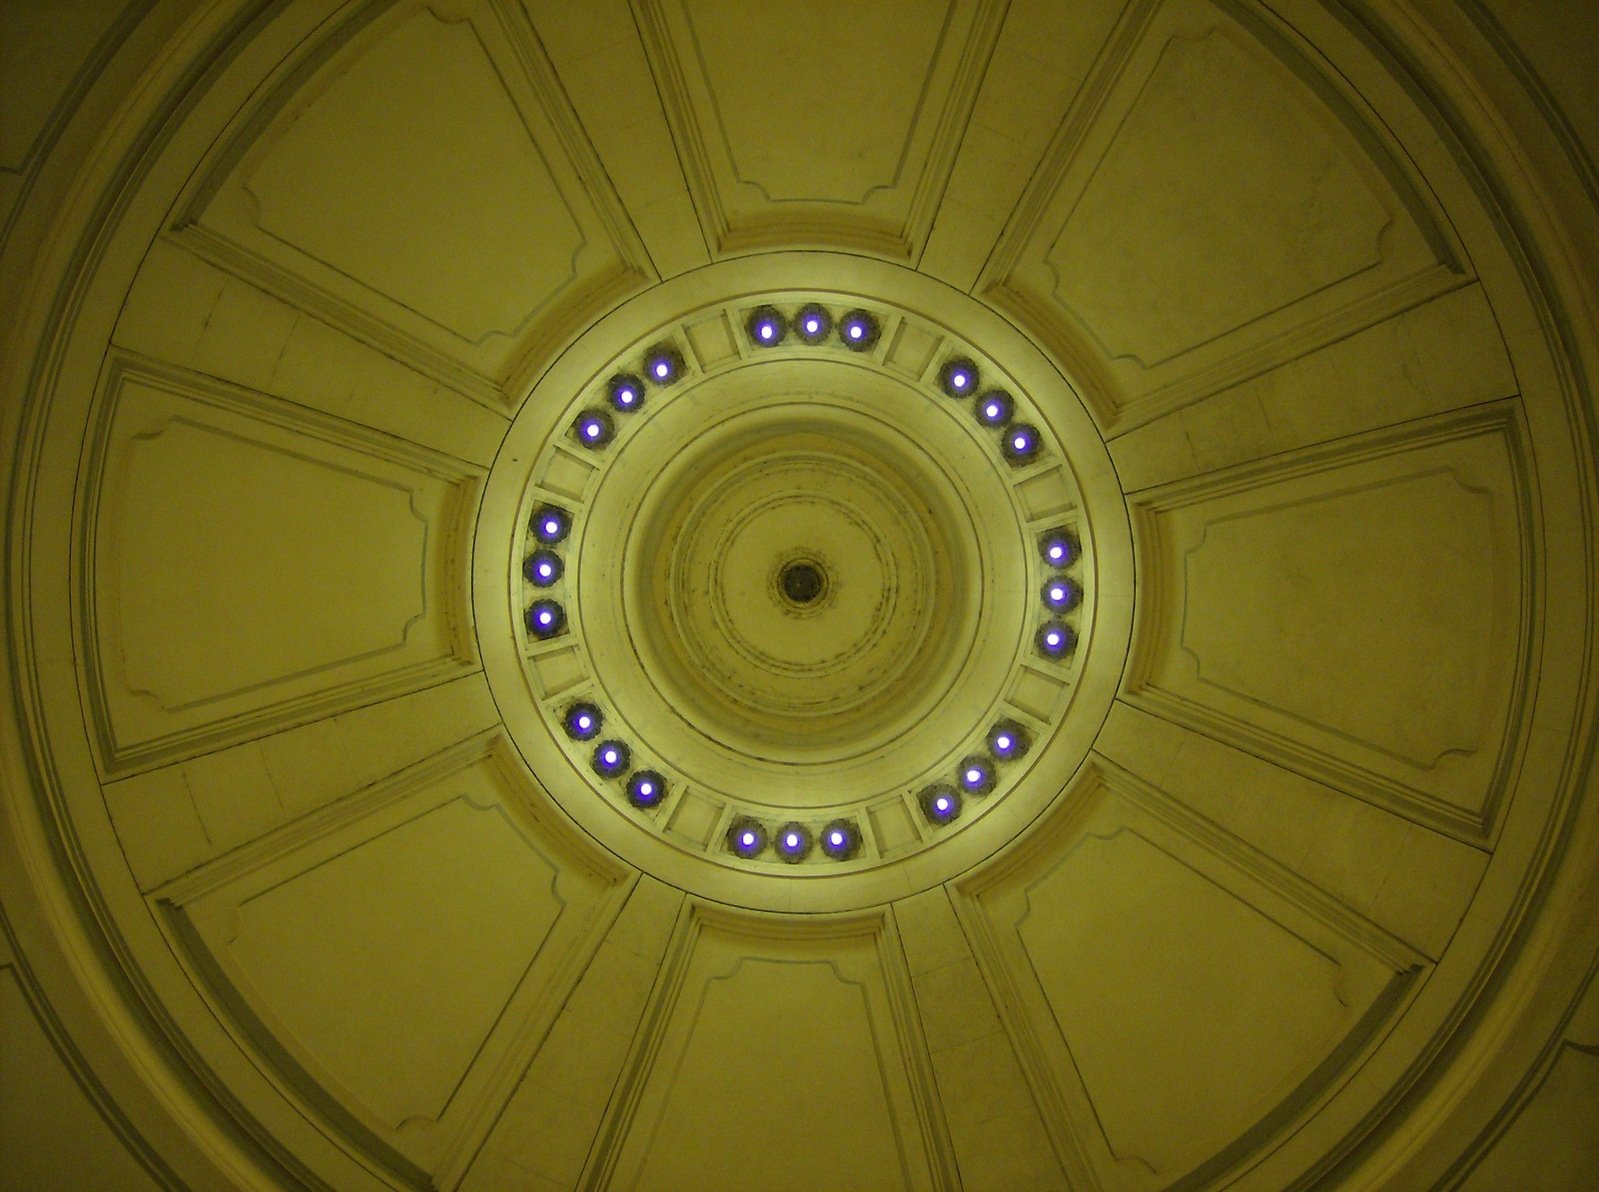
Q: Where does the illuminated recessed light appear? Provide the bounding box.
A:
[592,739,631,778]
[607,372,645,412]
[987,720,1028,761]
[920,784,960,825]
[975,390,1014,426]
[525,599,566,639]
[746,305,786,347]
[627,769,666,808]
[796,304,830,342]
[644,344,685,384]
[1036,621,1077,660]
[1038,528,1077,567]
[563,702,602,741]
[1003,422,1041,463]
[1042,577,1080,611]
[958,755,995,795]
[775,822,812,863]
[939,357,980,397]
[838,309,879,350]
[531,505,571,545]
[820,819,859,860]
[572,408,614,449]
[728,818,767,858]
[523,549,563,587]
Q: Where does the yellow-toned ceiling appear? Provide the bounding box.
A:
[2,1,1598,1190]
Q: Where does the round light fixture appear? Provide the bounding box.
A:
[775,822,813,863]
[920,784,961,826]
[592,739,631,778]
[644,344,685,384]
[573,409,615,449]
[975,390,1014,426]
[627,769,667,808]
[607,372,645,413]
[1038,528,1076,567]
[819,820,860,860]
[1036,621,1076,660]
[1042,577,1080,611]
[939,357,979,397]
[795,304,830,343]
[987,720,1028,761]
[838,309,880,350]
[727,818,767,858]
[1003,422,1041,464]
[524,549,563,587]
[746,305,786,347]
[525,599,566,639]
[531,505,572,545]
[958,755,996,795]
[563,702,603,741]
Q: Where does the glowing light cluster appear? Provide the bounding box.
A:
[525,505,575,640]
[1035,525,1082,663]
[724,815,862,863]
[561,701,668,812]
[919,717,1034,828]
[741,301,879,351]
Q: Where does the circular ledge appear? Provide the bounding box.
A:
[475,254,1134,911]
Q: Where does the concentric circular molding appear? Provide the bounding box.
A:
[476,254,1132,911]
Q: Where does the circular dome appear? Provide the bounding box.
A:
[480,259,1130,907]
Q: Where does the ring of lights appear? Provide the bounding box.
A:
[476,254,1132,911]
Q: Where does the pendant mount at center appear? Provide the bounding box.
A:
[780,559,826,605]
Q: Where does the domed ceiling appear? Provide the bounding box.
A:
[2,1,1598,1189]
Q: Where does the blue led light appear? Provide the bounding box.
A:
[525,599,566,639]
[524,549,563,587]
[987,721,1028,761]
[839,309,879,351]
[796,304,830,343]
[958,755,995,795]
[728,818,767,858]
[573,409,614,449]
[975,390,1014,426]
[1003,422,1041,463]
[644,344,685,384]
[1036,621,1077,660]
[563,702,602,741]
[939,357,980,397]
[1042,576,1080,611]
[1038,528,1077,567]
[608,372,645,412]
[627,769,667,808]
[920,784,961,825]
[532,505,572,545]
[747,305,786,347]
[775,822,812,863]
[820,819,859,860]
[592,739,631,778]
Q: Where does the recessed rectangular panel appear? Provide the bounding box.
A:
[1125,404,1529,840]
[84,356,478,775]
[157,735,630,1179]
[593,907,948,1189]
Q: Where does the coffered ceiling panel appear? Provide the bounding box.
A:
[175,0,651,403]
[1125,401,1531,843]
[155,733,632,1184]
[984,0,1465,431]
[635,0,1003,258]
[82,355,480,776]
[593,905,953,1190]
[957,763,1420,1187]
